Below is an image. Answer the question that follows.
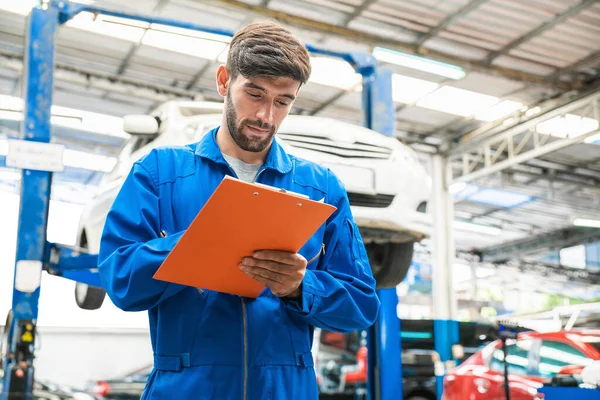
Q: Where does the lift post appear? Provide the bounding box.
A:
[2,3,404,399]
[2,4,58,399]
[355,63,404,400]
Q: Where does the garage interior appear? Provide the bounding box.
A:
[1,0,600,399]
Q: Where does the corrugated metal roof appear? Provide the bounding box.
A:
[0,0,599,262]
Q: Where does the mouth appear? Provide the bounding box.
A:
[246,125,270,135]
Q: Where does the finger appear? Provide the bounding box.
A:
[241,258,283,273]
[253,250,306,266]
[243,270,287,295]
[241,265,287,284]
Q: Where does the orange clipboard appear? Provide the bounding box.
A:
[153,175,337,298]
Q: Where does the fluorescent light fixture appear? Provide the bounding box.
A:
[62,149,117,173]
[416,86,499,117]
[559,245,586,269]
[309,56,362,90]
[391,74,439,104]
[142,30,228,60]
[452,183,480,200]
[536,114,599,139]
[373,47,466,80]
[66,12,147,42]
[0,138,8,155]
[453,220,502,236]
[150,24,231,43]
[51,106,126,136]
[141,24,230,60]
[50,115,83,128]
[64,14,231,60]
[0,110,22,121]
[0,0,36,15]
[475,100,523,122]
[466,188,532,208]
[448,181,467,194]
[0,94,23,110]
[573,218,600,228]
[0,95,127,138]
[526,106,541,117]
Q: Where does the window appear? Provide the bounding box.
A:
[535,340,595,379]
[489,340,532,376]
[560,245,587,269]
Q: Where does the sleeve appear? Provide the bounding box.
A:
[282,169,380,333]
[97,154,187,312]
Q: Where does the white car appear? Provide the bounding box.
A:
[74,100,431,310]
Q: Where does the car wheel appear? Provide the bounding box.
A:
[74,232,106,310]
[366,241,414,289]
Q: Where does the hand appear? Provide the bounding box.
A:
[239,250,307,298]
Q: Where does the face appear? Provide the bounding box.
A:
[220,70,300,153]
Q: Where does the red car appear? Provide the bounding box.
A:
[443,329,600,400]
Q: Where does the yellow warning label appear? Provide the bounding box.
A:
[21,331,33,343]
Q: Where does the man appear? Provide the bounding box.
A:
[98,21,380,400]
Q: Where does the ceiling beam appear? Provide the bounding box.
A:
[114,0,171,76]
[551,49,600,79]
[210,0,572,89]
[415,0,489,47]
[342,0,378,27]
[0,49,204,101]
[491,259,600,285]
[309,89,348,116]
[485,0,598,63]
[478,226,600,263]
[185,62,213,90]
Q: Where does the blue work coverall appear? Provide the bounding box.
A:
[98,127,380,399]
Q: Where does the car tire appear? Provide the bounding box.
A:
[73,232,107,310]
[75,283,106,310]
[366,241,414,289]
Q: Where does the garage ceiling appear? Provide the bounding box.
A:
[0,0,599,265]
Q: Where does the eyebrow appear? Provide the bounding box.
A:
[245,82,296,101]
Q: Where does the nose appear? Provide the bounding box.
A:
[255,102,274,125]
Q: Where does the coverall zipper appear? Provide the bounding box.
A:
[307,244,325,265]
[242,298,248,400]
[224,166,266,400]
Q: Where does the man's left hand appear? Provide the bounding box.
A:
[240,250,307,298]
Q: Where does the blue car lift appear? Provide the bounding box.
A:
[1,2,421,399]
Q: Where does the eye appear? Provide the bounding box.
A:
[247,92,261,99]
[276,100,291,107]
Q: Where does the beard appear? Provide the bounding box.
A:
[225,94,276,153]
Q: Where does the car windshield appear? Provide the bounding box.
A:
[589,341,600,354]
[581,335,600,357]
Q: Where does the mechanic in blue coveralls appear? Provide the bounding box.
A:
[98,20,380,400]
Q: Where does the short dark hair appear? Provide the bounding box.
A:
[227,21,311,85]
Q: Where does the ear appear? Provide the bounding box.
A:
[216,65,230,97]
